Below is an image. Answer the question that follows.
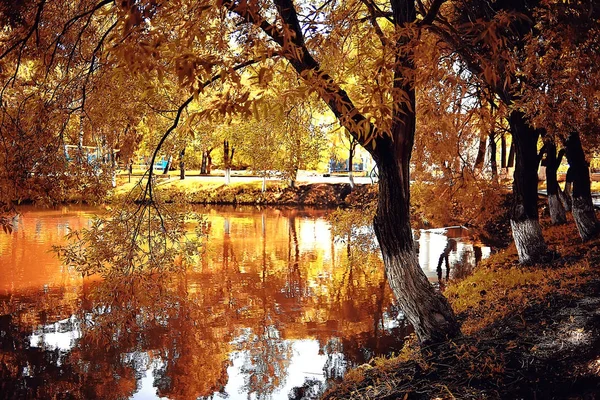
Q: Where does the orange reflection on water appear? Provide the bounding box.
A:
[0,206,100,294]
[0,206,406,400]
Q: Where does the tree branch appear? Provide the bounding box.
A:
[359,0,391,47]
[222,0,376,153]
[418,0,446,26]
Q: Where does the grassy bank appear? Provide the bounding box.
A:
[112,175,378,207]
[323,220,600,399]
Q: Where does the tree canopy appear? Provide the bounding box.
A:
[1,0,600,344]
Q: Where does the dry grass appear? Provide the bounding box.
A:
[324,218,600,400]
[445,259,593,334]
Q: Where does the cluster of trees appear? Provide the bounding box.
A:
[1,0,599,344]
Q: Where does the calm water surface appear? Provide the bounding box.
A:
[0,206,490,399]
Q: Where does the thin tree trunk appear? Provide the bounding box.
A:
[348,139,356,189]
[544,142,567,224]
[508,111,548,263]
[201,151,208,174]
[566,132,599,241]
[224,141,234,185]
[489,130,497,181]
[474,135,486,170]
[501,133,507,169]
[179,148,185,180]
[507,141,515,169]
[290,166,298,188]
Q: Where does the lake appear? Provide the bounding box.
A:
[0,206,490,399]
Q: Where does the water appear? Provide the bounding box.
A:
[0,206,490,399]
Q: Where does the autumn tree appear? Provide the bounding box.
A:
[520,2,600,240]
[0,0,468,343]
[431,0,554,263]
[412,44,506,227]
[229,95,326,190]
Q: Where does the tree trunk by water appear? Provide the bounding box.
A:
[372,134,460,343]
[262,175,267,192]
[543,142,567,225]
[565,132,599,241]
[201,152,207,174]
[289,166,298,189]
[240,0,460,344]
[366,0,458,343]
[508,111,548,263]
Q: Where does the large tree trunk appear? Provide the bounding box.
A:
[509,111,548,263]
[565,132,599,241]
[372,138,460,343]
[543,142,566,225]
[223,0,459,344]
[368,0,458,344]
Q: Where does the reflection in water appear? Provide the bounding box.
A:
[417,226,492,285]
[0,207,489,399]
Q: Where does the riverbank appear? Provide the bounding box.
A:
[113,175,378,207]
[323,220,600,399]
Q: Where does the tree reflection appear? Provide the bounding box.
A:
[2,208,408,399]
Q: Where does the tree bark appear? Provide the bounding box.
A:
[224,140,234,185]
[373,150,460,343]
[474,135,486,170]
[507,141,515,169]
[179,148,185,180]
[560,169,572,212]
[348,139,356,189]
[544,142,566,224]
[500,133,507,169]
[488,130,497,181]
[201,148,213,175]
[565,132,599,241]
[509,111,548,263]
